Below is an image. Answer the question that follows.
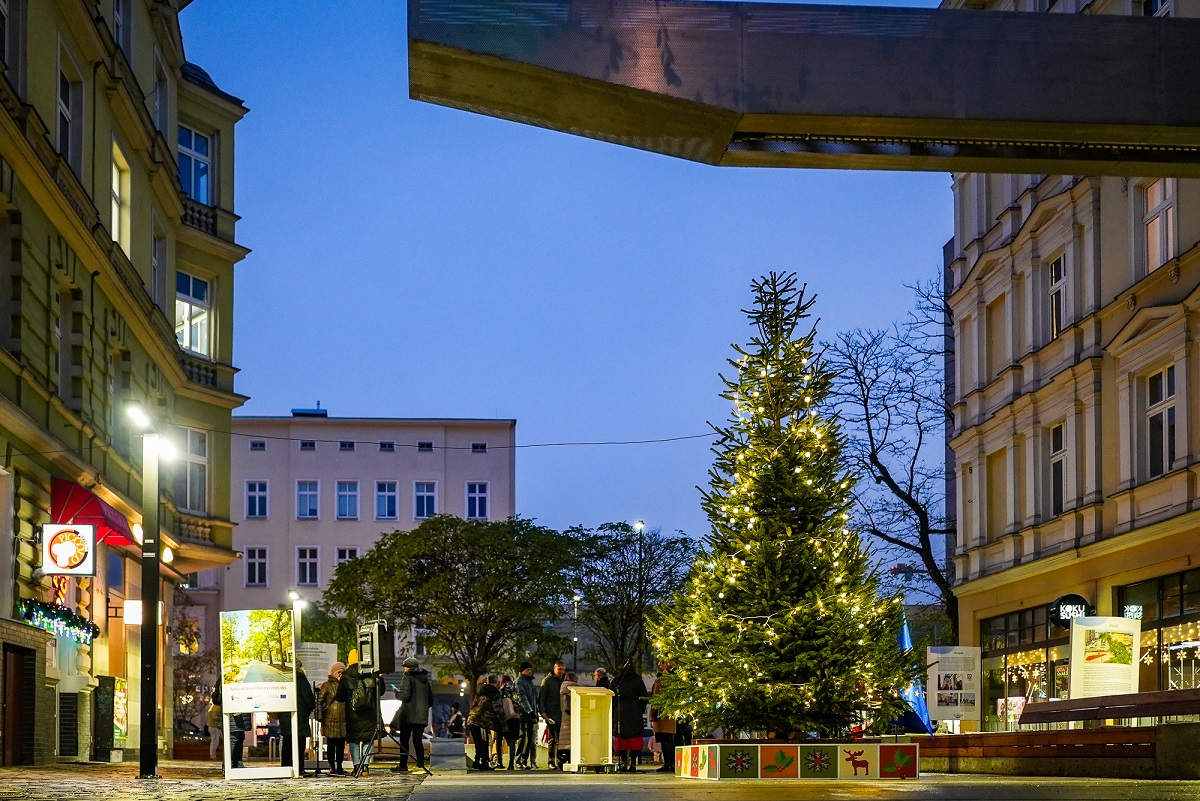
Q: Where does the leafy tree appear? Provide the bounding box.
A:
[322,515,583,697]
[171,589,218,725]
[827,276,958,641]
[567,522,697,672]
[649,272,921,737]
[300,605,358,662]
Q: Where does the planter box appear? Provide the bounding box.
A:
[675,742,919,780]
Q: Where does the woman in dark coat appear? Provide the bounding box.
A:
[336,650,381,775]
[611,662,647,773]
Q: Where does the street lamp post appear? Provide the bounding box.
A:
[572,594,581,671]
[128,405,168,779]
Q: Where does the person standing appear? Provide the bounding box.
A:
[447,701,465,739]
[212,679,249,768]
[499,675,523,770]
[557,671,578,767]
[317,661,347,775]
[392,657,434,775]
[280,661,316,775]
[515,662,539,769]
[538,661,566,768]
[337,649,381,777]
[593,667,610,689]
[649,661,677,773]
[612,662,647,773]
[206,698,223,760]
[467,674,505,770]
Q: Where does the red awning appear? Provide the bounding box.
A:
[50,478,135,547]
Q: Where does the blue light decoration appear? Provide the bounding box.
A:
[18,598,100,644]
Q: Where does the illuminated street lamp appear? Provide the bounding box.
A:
[127,404,173,779]
[572,593,581,671]
[288,590,307,650]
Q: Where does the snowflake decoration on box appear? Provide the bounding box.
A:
[805,748,833,773]
[725,749,755,774]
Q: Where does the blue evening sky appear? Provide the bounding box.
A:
[180,0,950,540]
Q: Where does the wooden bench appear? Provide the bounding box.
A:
[1016,688,1200,726]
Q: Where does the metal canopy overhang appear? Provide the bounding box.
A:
[409,0,1200,176]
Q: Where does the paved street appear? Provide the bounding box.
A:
[1,741,1199,801]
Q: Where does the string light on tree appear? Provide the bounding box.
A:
[647,272,921,738]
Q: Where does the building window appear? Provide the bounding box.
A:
[0,1,9,66]
[1147,365,1177,479]
[175,272,210,357]
[467,482,488,520]
[57,60,82,174]
[1143,178,1176,273]
[415,482,436,519]
[297,547,318,587]
[111,142,130,254]
[178,124,211,204]
[113,0,130,57]
[246,480,268,519]
[339,441,355,452]
[376,481,397,520]
[471,442,488,454]
[1049,424,1065,517]
[336,480,359,520]
[335,546,358,566]
[1047,256,1065,340]
[173,426,208,514]
[297,480,319,519]
[417,441,433,452]
[245,547,268,587]
[152,55,168,131]
[150,221,166,307]
[299,440,316,451]
[249,440,266,451]
[379,441,395,452]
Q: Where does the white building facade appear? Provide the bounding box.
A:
[945,0,1200,731]
[221,409,516,613]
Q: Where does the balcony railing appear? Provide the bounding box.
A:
[182,198,217,235]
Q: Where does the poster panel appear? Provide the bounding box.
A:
[1069,616,1140,699]
[926,646,981,721]
[219,609,297,714]
[295,641,338,682]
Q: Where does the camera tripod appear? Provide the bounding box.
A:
[351,672,411,777]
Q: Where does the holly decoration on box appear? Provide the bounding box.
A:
[763,748,796,773]
[649,272,922,737]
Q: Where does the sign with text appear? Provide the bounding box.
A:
[219,609,297,714]
[41,524,96,576]
[926,646,981,721]
[1049,594,1092,629]
[1068,616,1140,699]
[296,642,338,682]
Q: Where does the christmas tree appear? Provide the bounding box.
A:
[649,272,920,737]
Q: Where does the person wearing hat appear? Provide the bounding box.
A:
[317,661,348,774]
[336,648,381,776]
[391,657,433,775]
[515,662,539,769]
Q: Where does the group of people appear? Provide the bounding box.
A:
[462,659,681,774]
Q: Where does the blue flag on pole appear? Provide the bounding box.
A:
[892,615,933,735]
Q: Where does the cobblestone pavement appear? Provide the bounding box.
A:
[0,759,422,801]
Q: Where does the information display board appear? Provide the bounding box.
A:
[926,646,981,721]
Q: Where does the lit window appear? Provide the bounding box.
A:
[1143,179,1176,273]
[336,481,359,520]
[415,482,436,519]
[467,482,488,520]
[111,142,130,254]
[297,480,319,519]
[297,547,319,587]
[245,547,268,587]
[1049,424,1065,517]
[1147,365,1176,479]
[1047,256,1065,340]
[173,426,208,514]
[175,272,210,357]
[376,481,398,520]
[177,124,211,204]
[246,480,268,519]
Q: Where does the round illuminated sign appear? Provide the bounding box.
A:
[1049,594,1092,629]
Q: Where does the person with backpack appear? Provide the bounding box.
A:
[466,674,504,770]
[316,661,348,775]
[498,675,523,770]
[336,649,380,776]
[515,662,539,769]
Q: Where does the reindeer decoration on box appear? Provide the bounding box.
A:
[843,749,870,776]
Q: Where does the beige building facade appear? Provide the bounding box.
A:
[222,410,517,619]
[945,0,1200,731]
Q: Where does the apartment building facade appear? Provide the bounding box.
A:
[223,410,517,621]
[944,0,1200,732]
[0,1,247,764]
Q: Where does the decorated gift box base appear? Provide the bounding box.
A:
[674,742,919,780]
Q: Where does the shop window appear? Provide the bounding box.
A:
[1120,578,1159,623]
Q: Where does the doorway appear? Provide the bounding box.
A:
[2,644,34,765]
